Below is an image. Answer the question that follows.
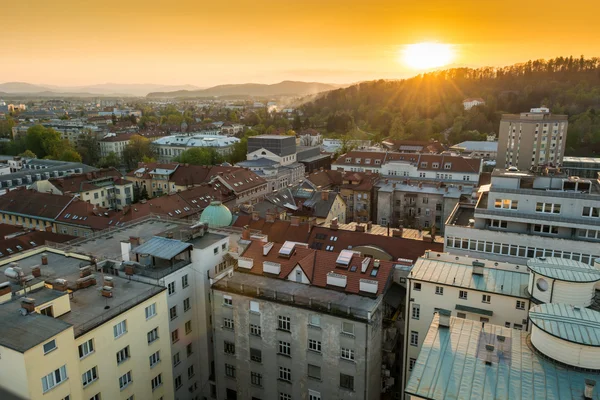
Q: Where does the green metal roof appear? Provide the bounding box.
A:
[410,258,529,298]
[199,201,232,228]
[406,315,600,400]
[529,303,600,346]
[527,257,600,283]
[455,304,494,316]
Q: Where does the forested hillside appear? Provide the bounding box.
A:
[302,56,600,156]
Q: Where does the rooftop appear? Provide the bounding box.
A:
[405,315,600,400]
[450,140,498,153]
[527,257,600,283]
[132,236,193,260]
[530,303,600,346]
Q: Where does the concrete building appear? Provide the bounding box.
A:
[562,156,600,179]
[449,140,498,161]
[445,168,600,265]
[0,247,174,400]
[497,107,569,170]
[153,134,240,162]
[211,239,400,400]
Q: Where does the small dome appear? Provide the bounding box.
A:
[200,201,232,228]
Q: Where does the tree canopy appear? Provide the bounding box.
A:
[173,148,224,165]
[122,135,156,170]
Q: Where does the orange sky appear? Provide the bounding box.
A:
[3,0,599,86]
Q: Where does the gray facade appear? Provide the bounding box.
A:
[248,135,297,157]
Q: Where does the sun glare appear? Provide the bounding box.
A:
[401,42,455,70]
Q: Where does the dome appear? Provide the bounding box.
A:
[199,201,233,228]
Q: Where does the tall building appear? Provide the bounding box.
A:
[445,168,600,265]
[211,239,402,400]
[497,107,568,170]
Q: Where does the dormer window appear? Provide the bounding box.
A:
[432,163,439,168]
[420,162,427,168]
[375,160,381,165]
[444,163,452,170]
[346,158,351,163]
[355,158,361,164]
[365,159,371,164]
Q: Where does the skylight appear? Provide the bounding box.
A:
[336,249,355,266]
[279,241,296,258]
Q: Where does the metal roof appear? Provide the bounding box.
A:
[410,258,529,298]
[132,236,193,260]
[406,315,600,400]
[527,257,600,282]
[529,303,600,346]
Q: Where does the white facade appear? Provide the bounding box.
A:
[153,135,240,162]
[462,98,485,110]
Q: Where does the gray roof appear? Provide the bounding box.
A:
[406,315,600,400]
[527,257,600,282]
[0,289,72,353]
[529,303,600,346]
[133,236,193,260]
[451,140,498,152]
[236,158,280,168]
[410,258,529,298]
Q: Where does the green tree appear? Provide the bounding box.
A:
[122,135,156,170]
[76,132,101,166]
[59,149,82,162]
[18,149,37,158]
[98,152,121,168]
[292,115,302,131]
[174,148,224,165]
[140,185,149,200]
[111,113,118,125]
[25,125,62,158]
[0,117,15,138]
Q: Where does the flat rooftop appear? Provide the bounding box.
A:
[213,271,379,321]
[406,315,600,400]
[335,222,444,243]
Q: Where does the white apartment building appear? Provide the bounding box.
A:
[445,168,600,265]
[402,251,531,389]
[153,134,240,162]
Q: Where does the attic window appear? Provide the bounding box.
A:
[279,241,296,258]
[365,159,371,164]
[6,248,13,254]
[350,265,357,272]
[108,220,113,225]
[370,269,379,277]
[355,158,361,164]
[375,160,381,165]
[30,241,37,246]
[336,249,355,267]
[432,163,439,168]
[16,245,23,251]
[329,236,337,241]
[346,158,351,162]
[315,233,327,240]
[444,163,452,170]
[326,245,334,251]
[64,213,71,218]
[421,162,428,168]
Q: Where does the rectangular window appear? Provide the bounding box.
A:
[482,294,491,303]
[308,364,321,380]
[342,322,355,335]
[308,339,322,352]
[188,365,195,378]
[151,374,162,391]
[410,331,418,346]
[251,371,263,387]
[279,367,291,382]
[250,348,262,362]
[149,351,160,367]
[516,300,526,310]
[225,364,236,378]
[119,371,132,390]
[309,314,321,327]
[185,320,192,334]
[409,358,417,371]
[250,323,262,336]
[280,393,292,400]
[171,329,179,344]
[459,290,468,300]
[309,390,321,400]
[173,352,180,367]
[223,317,234,330]
[513,324,523,330]
[250,300,260,313]
[42,365,67,393]
[413,282,421,291]
[43,339,57,354]
[175,375,182,390]
[223,295,233,306]
[113,320,127,338]
[169,305,178,320]
[182,274,189,288]
[340,373,354,391]
[116,346,130,364]
[435,286,444,295]
[145,303,156,319]
[82,366,98,387]
[412,304,420,319]
[183,298,191,311]
[147,328,159,344]
[278,341,291,356]
[167,282,175,295]
[224,341,236,355]
[341,347,355,361]
[278,316,291,331]
[187,343,193,356]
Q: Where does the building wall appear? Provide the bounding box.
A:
[0,212,55,232]
[56,223,94,238]
[0,345,31,399]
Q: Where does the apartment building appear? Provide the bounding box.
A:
[211,239,400,400]
[402,251,531,389]
[445,168,600,265]
[497,107,569,170]
[0,248,174,400]
[153,134,240,162]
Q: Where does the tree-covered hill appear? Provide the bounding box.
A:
[302,56,600,156]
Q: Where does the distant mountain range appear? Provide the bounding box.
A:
[146,81,344,98]
[0,82,202,97]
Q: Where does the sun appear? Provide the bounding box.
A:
[401,42,455,70]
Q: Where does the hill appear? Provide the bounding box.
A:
[0,82,202,97]
[302,56,600,156]
[147,80,341,98]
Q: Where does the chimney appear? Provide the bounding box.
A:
[355,224,365,232]
[485,344,495,366]
[45,225,52,233]
[585,379,596,399]
[21,298,35,313]
[252,211,260,221]
[321,191,329,201]
[458,185,463,191]
[438,309,451,328]
[166,232,174,239]
[41,253,48,265]
[266,211,275,223]
[263,242,274,256]
[418,182,423,189]
[445,186,449,193]
[330,218,338,230]
[53,279,68,292]
[242,225,251,240]
[31,266,41,278]
[129,236,140,246]
[104,276,114,287]
[290,216,300,226]
[101,286,113,298]
[472,261,485,275]
[366,221,372,231]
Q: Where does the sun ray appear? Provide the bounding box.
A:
[401,42,455,70]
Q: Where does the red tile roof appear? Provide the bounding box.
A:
[233,215,311,244]
[49,168,124,193]
[306,170,343,189]
[0,188,74,220]
[0,230,75,258]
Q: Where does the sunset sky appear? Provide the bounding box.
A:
[3,0,599,86]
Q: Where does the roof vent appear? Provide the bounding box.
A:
[585,379,596,400]
[21,298,35,313]
[336,249,357,268]
[472,261,484,276]
[361,258,371,273]
[238,257,254,270]
[263,242,274,256]
[359,278,378,294]
[278,241,296,258]
[485,344,495,366]
[263,261,281,275]
[438,309,451,328]
[326,272,347,288]
[373,259,381,268]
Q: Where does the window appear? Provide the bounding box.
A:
[278,316,291,331]
[145,303,156,319]
[183,298,191,311]
[280,393,292,400]
[171,329,179,344]
[457,312,467,318]
[410,331,418,346]
[513,324,523,330]
[480,317,490,323]
[412,304,420,320]
[250,323,262,336]
[182,274,189,288]
[42,365,67,392]
[278,341,291,356]
[494,199,518,209]
[250,348,262,362]
[151,374,162,391]
[482,294,491,304]
[148,350,160,368]
[340,373,354,391]
[119,371,132,390]
[309,314,320,327]
[222,243,227,251]
[90,394,101,400]
[279,366,291,382]
[435,286,444,295]
[43,339,57,354]
[516,300,526,310]
[186,343,193,356]
[175,375,182,390]
[225,364,236,378]
[413,282,422,291]
[116,346,130,364]
[533,224,559,234]
[224,341,236,355]
[536,202,561,214]
[173,352,180,367]
[223,295,233,306]
[188,365,195,378]
[490,219,507,228]
[82,366,98,387]
[409,358,417,371]
[250,301,260,313]
[459,290,468,300]
[341,347,355,361]
[214,247,218,255]
[308,364,321,380]
[167,282,175,295]
[223,317,234,330]
[582,206,600,218]
[169,305,178,320]
[185,320,192,334]
[78,341,94,360]
[251,372,263,387]
[309,390,321,400]
[147,328,159,344]
[113,320,127,338]
[308,339,322,352]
